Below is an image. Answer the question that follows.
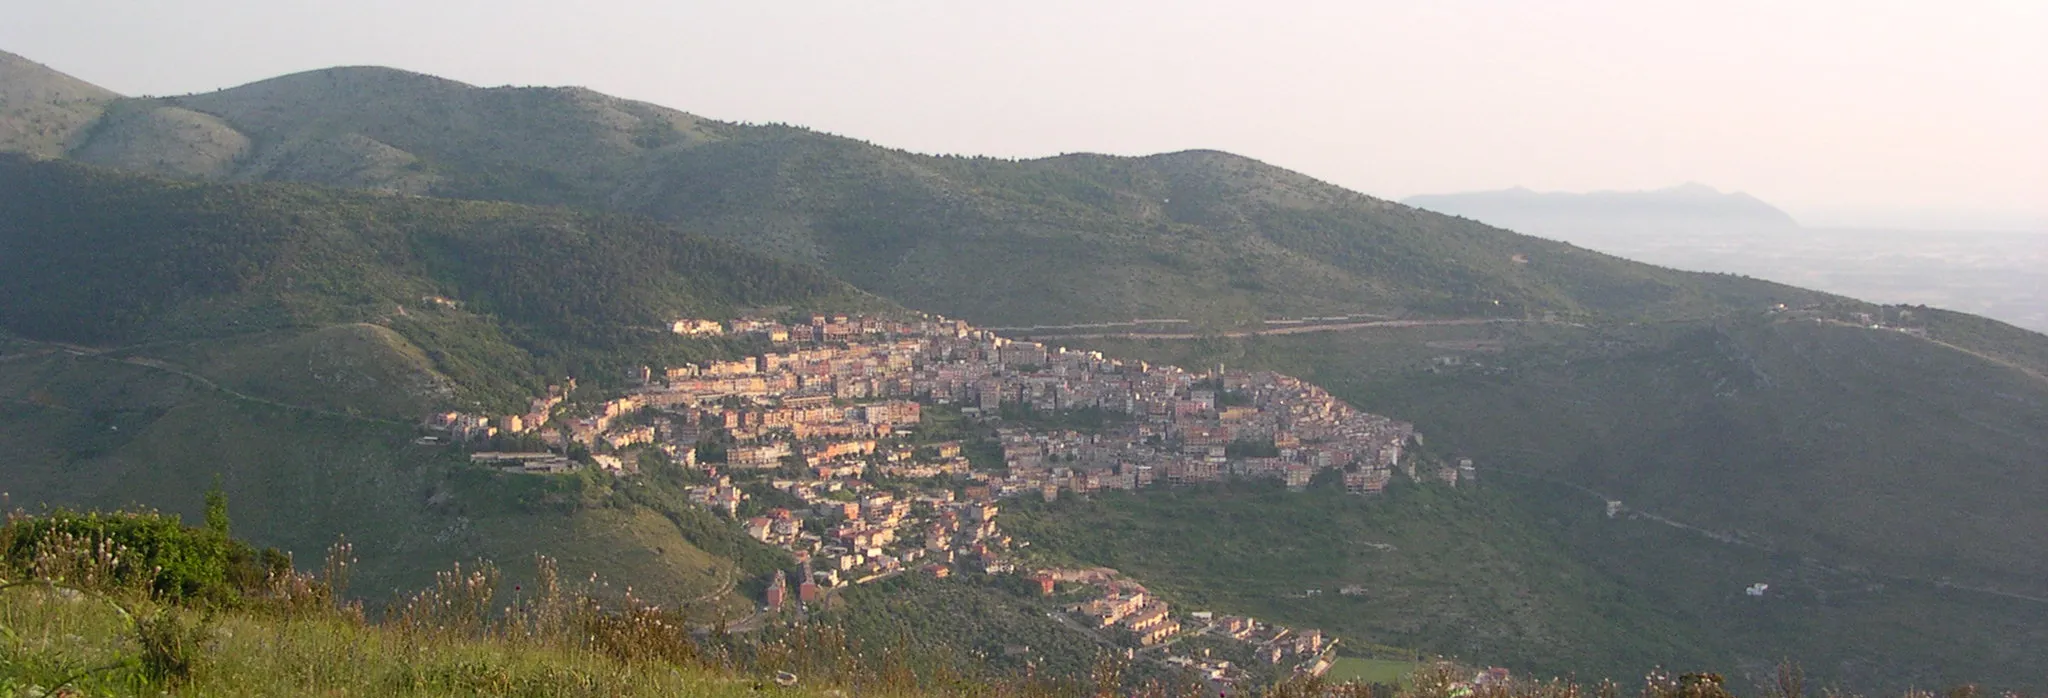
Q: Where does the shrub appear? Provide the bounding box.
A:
[1,509,289,602]
[134,605,211,685]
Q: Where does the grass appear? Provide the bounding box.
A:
[169,323,457,419]
[0,585,834,698]
[823,572,1111,681]
[0,514,1157,698]
[0,506,2018,698]
[0,50,119,158]
[1326,657,1418,687]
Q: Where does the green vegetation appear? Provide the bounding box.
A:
[1069,316,2048,596]
[0,510,2011,697]
[1007,477,2048,693]
[0,50,118,157]
[1325,657,1417,687]
[1059,316,2048,690]
[621,143,1844,327]
[0,510,901,697]
[3,510,285,604]
[0,350,778,614]
[0,155,881,410]
[1006,480,1703,681]
[13,59,1838,328]
[995,404,1132,435]
[4,52,2046,694]
[2,601,799,698]
[824,573,1109,680]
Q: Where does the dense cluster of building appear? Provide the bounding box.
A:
[745,487,1016,596]
[1031,567,1339,687]
[648,315,1427,497]
[1033,568,1183,647]
[421,313,1466,649]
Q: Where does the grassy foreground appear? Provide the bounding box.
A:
[1,590,804,698]
[2,510,2019,698]
[1325,658,1419,687]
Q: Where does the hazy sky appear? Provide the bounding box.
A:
[5,0,2043,230]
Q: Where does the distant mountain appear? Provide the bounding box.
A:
[1404,186,2048,335]
[1404,184,1801,236]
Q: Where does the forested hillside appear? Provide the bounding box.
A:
[0,156,874,604]
[0,155,879,408]
[1067,312,2048,592]
[4,57,1837,326]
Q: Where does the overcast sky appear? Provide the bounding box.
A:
[5,0,2043,230]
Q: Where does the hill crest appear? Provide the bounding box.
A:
[0,48,122,156]
[1403,184,1802,236]
[2,50,1830,327]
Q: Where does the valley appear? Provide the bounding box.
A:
[2,49,2045,693]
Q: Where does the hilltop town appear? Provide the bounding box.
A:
[421,313,1470,685]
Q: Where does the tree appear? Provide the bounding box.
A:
[204,475,231,537]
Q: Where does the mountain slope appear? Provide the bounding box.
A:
[0,155,878,407]
[0,49,119,156]
[0,156,880,603]
[69,100,251,178]
[67,65,731,204]
[1068,313,2048,593]
[618,141,1834,323]
[0,345,754,608]
[18,64,1837,326]
[1054,314,2048,690]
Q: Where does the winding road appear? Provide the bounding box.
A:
[1014,318,1529,341]
[1487,465,2048,606]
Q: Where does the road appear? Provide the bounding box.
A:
[8,338,409,427]
[1488,465,2048,606]
[1015,318,1529,341]
[1044,609,1123,649]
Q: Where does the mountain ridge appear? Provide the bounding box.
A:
[0,49,121,156]
[1404,184,1803,234]
[1,53,1838,326]
[0,153,883,407]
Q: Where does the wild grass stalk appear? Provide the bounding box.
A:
[3,509,2028,698]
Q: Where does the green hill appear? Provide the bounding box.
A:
[1403,183,1803,235]
[0,50,118,157]
[0,349,751,608]
[1055,311,2048,689]
[13,61,1833,326]
[1065,312,2048,593]
[614,142,1843,325]
[4,52,2046,691]
[0,155,879,408]
[0,156,880,604]
[1007,477,2048,692]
